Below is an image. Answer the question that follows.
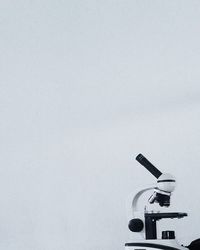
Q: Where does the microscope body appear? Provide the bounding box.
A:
[125,189,188,250]
[125,154,189,250]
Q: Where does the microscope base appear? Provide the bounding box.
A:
[125,239,188,250]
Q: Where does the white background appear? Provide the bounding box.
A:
[1,1,200,249]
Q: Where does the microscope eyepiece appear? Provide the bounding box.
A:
[135,154,162,179]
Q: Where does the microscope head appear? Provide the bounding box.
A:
[136,154,176,207]
[148,173,176,207]
[157,173,176,193]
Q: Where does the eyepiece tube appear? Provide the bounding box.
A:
[135,154,162,179]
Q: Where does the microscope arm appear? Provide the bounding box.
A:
[131,185,155,216]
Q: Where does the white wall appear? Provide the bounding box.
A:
[1,1,200,249]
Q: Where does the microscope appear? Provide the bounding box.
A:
[125,153,200,250]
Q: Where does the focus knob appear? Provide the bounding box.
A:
[128,218,144,232]
[162,230,175,239]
